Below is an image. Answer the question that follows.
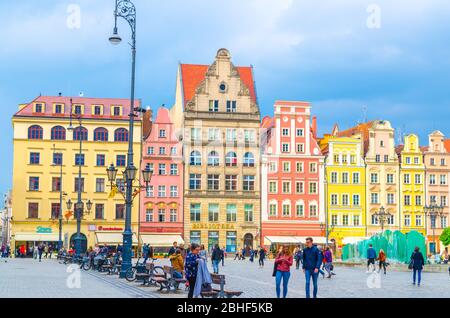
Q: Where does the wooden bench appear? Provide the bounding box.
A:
[136,263,152,284]
[201,274,242,298]
[166,266,187,291]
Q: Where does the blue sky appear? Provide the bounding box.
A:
[1,0,450,198]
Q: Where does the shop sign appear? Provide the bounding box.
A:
[97,226,123,231]
[36,226,52,234]
[191,223,235,230]
[88,225,97,232]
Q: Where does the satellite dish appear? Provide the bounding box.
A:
[79,91,84,97]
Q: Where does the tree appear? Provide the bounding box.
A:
[439,228,450,246]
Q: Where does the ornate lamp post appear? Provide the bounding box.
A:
[109,0,149,278]
[424,199,444,254]
[373,206,391,233]
[65,198,92,255]
[52,145,66,250]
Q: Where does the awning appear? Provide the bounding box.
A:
[294,237,328,244]
[14,233,59,242]
[343,237,367,245]
[140,234,184,247]
[264,236,300,245]
[95,232,138,246]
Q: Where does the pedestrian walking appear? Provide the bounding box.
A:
[294,246,302,270]
[258,247,266,267]
[48,244,53,259]
[302,237,322,299]
[168,242,178,257]
[142,244,149,264]
[38,243,44,262]
[211,244,222,274]
[249,249,255,263]
[185,243,201,298]
[377,249,387,275]
[44,244,49,258]
[274,245,293,298]
[366,244,377,272]
[323,246,334,278]
[221,247,226,266]
[317,246,326,278]
[410,247,425,286]
[33,245,38,260]
[20,245,26,258]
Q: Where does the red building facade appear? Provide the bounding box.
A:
[261,101,325,249]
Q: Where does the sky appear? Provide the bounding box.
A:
[1,0,450,198]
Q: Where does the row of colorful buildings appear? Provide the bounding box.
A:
[9,49,450,256]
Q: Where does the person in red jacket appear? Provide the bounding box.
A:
[274,245,293,298]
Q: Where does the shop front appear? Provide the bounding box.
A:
[13,227,59,257]
[140,234,184,256]
[95,231,139,256]
[263,236,328,257]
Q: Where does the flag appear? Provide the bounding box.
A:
[132,188,140,199]
[109,185,119,198]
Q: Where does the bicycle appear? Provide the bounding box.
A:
[125,258,163,282]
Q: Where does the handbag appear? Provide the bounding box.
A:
[201,283,212,292]
[272,261,278,277]
[408,259,414,270]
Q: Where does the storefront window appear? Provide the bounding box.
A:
[226,231,237,253]
[208,231,219,251]
[190,231,201,245]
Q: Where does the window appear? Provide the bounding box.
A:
[370,173,379,184]
[114,128,128,142]
[74,178,85,192]
[190,151,201,166]
[146,163,154,173]
[226,129,237,142]
[441,216,447,228]
[28,125,43,140]
[331,194,338,205]
[170,164,178,175]
[342,155,348,164]
[159,147,166,155]
[309,204,318,217]
[387,174,394,184]
[331,172,338,183]
[207,175,220,191]
[296,129,304,137]
[53,153,63,165]
[309,182,317,194]
[371,193,379,204]
[415,174,422,184]
[430,175,436,185]
[296,181,304,194]
[30,152,40,165]
[375,155,380,163]
[296,203,304,217]
[384,155,389,163]
[243,175,255,191]
[387,215,394,225]
[95,178,105,192]
[269,181,277,193]
[29,177,40,191]
[282,181,291,194]
[75,154,85,166]
[343,215,349,226]
[189,174,201,190]
[282,128,290,136]
[158,209,166,222]
[440,175,447,185]
[225,175,237,191]
[171,147,177,155]
[282,162,290,172]
[73,127,88,141]
[282,203,291,217]
[74,105,82,115]
[372,214,379,225]
[334,155,340,164]
[208,151,220,166]
[52,177,61,192]
[170,186,178,197]
[342,194,349,206]
[331,215,338,226]
[414,157,419,164]
[191,128,201,141]
[404,195,411,206]
[269,203,277,217]
[146,186,153,197]
[342,173,349,184]
[147,147,154,155]
[406,157,411,164]
[208,128,220,141]
[208,204,219,222]
[28,203,39,219]
[51,203,61,219]
[113,106,121,116]
[441,196,447,207]
[209,100,219,112]
[95,204,104,220]
[51,126,66,140]
[94,105,102,115]
[158,185,166,197]
[145,209,153,222]
[387,193,395,205]
[441,158,446,166]
[170,209,177,222]
[244,130,255,143]
[94,128,108,141]
[225,152,237,167]
[404,215,411,227]
[158,164,166,175]
[282,143,290,153]
[226,100,237,113]
[55,104,63,114]
[415,195,422,206]
[415,215,422,227]
[226,204,237,222]
[115,204,125,219]
[269,162,277,172]
[404,174,411,184]
[116,155,126,167]
[350,155,356,164]
[309,163,317,173]
[159,129,166,138]
[35,103,43,113]
[296,144,304,153]
[245,204,254,222]
[116,178,125,192]
[243,153,255,167]
[353,194,360,206]
[96,154,105,167]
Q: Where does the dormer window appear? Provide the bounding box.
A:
[113,106,121,116]
[159,129,166,138]
[34,103,44,113]
[74,105,82,115]
[54,104,63,114]
[209,100,219,112]
[226,101,237,113]
[94,105,103,116]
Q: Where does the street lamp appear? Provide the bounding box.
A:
[424,199,444,255]
[373,206,391,233]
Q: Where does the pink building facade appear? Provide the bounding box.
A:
[140,107,184,251]
[261,101,325,250]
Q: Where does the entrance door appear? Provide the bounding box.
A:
[70,233,87,254]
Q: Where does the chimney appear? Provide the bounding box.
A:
[312,116,317,139]
[142,107,153,140]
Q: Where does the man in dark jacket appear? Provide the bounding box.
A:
[211,244,223,274]
[302,237,322,298]
[168,242,178,257]
[367,244,377,272]
[410,247,425,286]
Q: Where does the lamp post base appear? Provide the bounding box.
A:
[119,230,133,279]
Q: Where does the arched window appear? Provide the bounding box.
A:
[51,126,66,140]
[190,151,201,166]
[225,152,237,167]
[73,127,88,141]
[28,125,43,140]
[114,128,128,142]
[208,151,220,166]
[243,152,255,167]
[94,128,109,142]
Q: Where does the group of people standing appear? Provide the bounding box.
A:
[0,244,10,258]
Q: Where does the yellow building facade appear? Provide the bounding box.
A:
[11,96,142,255]
[323,136,367,246]
[398,134,426,235]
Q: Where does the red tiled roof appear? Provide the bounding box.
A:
[14,96,141,120]
[180,64,256,107]
[336,121,375,155]
[274,101,310,107]
[444,140,450,152]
